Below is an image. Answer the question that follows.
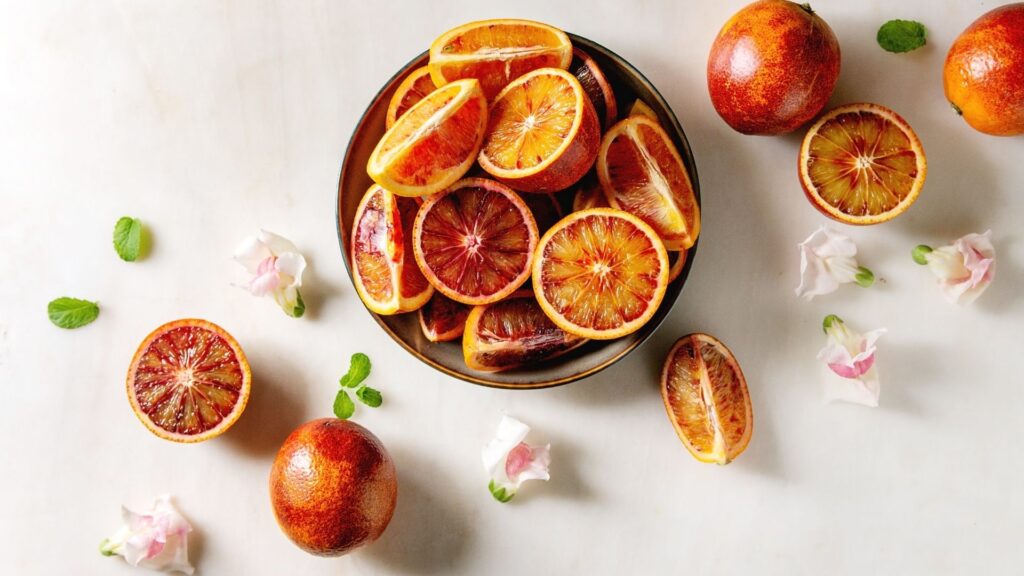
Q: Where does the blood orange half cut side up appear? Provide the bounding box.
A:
[413,178,539,306]
[126,319,251,443]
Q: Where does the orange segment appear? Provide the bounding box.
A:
[629,99,658,120]
[126,319,251,443]
[532,208,669,340]
[479,68,600,193]
[385,66,437,130]
[571,47,618,130]
[799,103,926,225]
[413,178,538,305]
[351,185,434,315]
[661,333,752,464]
[668,249,688,283]
[598,116,700,250]
[367,79,487,197]
[463,292,586,373]
[418,294,471,343]
[429,19,572,100]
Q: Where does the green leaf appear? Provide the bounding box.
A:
[488,480,514,503]
[340,352,371,388]
[48,297,99,329]
[333,390,355,420]
[877,20,927,53]
[356,386,383,408]
[113,217,144,262]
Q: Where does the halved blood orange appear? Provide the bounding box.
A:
[413,178,538,305]
[598,115,700,250]
[418,293,471,343]
[667,249,688,283]
[385,66,437,129]
[352,185,434,315]
[799,103,927,225]
[429,19,572,100]
[532,208,669,340]
[479,67,601,193]
[126,319,251,443]
[571,48,618,130]
[661,333,752,465]
[629,99,658,120]
[463,291,586,373]
[571,173,609,211]
[367,79,487,197]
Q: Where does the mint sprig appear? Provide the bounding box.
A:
[877,20,927,53]
[333,353,382,419]
[113,217,146,262]
[48,297,99,329]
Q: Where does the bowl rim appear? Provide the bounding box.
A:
[335,32,701,389]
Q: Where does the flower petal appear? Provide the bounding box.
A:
[233,235,272,273]
[482,415,530,482]
[249,257,281,297]
[102,495,193,574]
[258,229,298,256]
[507,443,551,489]
[274,252,307,288]
[795,227,862,300]
[823,365,880,407]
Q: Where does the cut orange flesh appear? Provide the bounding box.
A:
[629,99,658,120]
[385,66,437,130]
[799,103,926,225]
[429,19,572,100]
[352,185,434,315]
[419,293,471,343]
[572,173,609,211]
[479,67,600,193]
[532,208,668,340]
[661,333,752,464]
[413,178,538,305]
[463,292,586,373]
[598,116,700,250]
[571,48,618,130]
[668,249,688,283]
[127,319,251,443]
[367,79,487,197]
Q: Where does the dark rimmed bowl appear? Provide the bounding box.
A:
[336,34,700,389]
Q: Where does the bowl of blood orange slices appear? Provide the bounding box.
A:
[337,19,701,388]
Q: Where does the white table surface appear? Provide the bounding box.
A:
[2,1,1022,574]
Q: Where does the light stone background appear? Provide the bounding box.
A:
[2,1,1022,574]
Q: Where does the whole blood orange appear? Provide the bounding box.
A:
[707,0,840,135]
[944,3,1024,136]
[270,418,397,557]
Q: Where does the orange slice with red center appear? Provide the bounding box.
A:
[418,294,471,343]
[127,319,251,443]
[532,208,669,340]
[413,178,538,305]
[385,66,438,129]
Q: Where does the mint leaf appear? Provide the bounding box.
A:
[48,297,99,329]
[333,390,355,420]
[340,353,371,388]
[356,386,382,408]
[113,217,144,262]
[877,20,927,53]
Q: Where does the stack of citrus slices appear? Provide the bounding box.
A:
[351,19,701,373]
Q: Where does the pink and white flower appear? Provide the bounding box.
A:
[913,231,995,305]
[817,315,886,407]
[234,230,307,317]
[796,226,874,301]
[482,414,550,503]
[99,494,194,574]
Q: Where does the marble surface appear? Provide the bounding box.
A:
[2,1,1022,574]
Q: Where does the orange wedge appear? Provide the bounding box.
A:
[418,293,471,343]
[479,68,600,193]
[351,185,434,315]
[367,79,487,197]
[385,66,437,130]
[533,208,668,340]
[598,115,700,250]
[661,333,752,465]
[429,19,572,100]
[668,249,688,283]
[572,173,609,211]
[799,103,926,225]
[629,99,658,120]
[571,48,618,130]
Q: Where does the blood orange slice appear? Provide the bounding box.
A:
[661,333,752,464]
[667,249,688,283]
[532,208,669,340]
[479,67,601,193]
[385,66,437,129]
[598,115,700,250]
[429,19,572,100]
[126,319,251,443]
[367,79,487,197]
[571,48,618,130]
[463,292,586,373]
[352,185,434,315]
[799,103,926,225]
[418,294,471,343]
[413,178,539,305]
[571,173,609,211]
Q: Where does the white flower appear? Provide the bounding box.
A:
[482,415,550,503]
[913,231,995,305]
[795,226,874,301]
[817,315,886,407]
[99,495,194,574]
[234,229,307,317]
